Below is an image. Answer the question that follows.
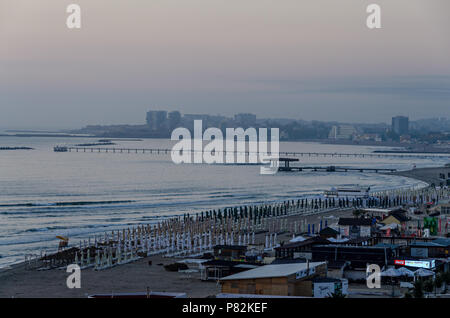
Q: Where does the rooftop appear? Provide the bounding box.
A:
[220,262,326,281]
[213,245,247,251]
[313,245,393,250]
[319,227,339,236]
[276,237,328,249]
[203,259,260,267]
[338,218,372,226]
[387,212,410,222]
[411,238,450,248]
[373,243,400,249]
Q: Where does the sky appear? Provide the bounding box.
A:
[1,0,450,129]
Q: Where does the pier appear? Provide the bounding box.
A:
[278,166,397,173]
[276,158,396,173]
[56,146,450,160]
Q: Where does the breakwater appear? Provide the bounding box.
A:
[0,147,33,150]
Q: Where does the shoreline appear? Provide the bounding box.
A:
[386,165,450,186]
[0,170,430,271]
[1,166,449,297]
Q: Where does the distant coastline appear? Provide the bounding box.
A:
[2,132,449,155]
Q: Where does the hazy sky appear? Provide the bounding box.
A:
[1,0,450,129]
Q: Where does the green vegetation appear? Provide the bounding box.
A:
[413,280,424,298]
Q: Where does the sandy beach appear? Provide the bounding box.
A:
[0,208,353,298]
[388,166,450,186]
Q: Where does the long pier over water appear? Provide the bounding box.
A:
[57,146,450,160]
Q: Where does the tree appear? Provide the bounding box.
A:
[413,279,424,298]
[434,274,443,295]
[442,271,450,284]
[423,279,433,293]
[441,272,450,293]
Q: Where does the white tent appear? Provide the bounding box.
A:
[327,237,349,243]
[379,223,399,230]
[396,267,415,277]
[381,267,402,297]
[380,267,402,277]
[289,236,307,243]
[414,268,435,277]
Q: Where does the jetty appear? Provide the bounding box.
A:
[279,166,396,173]
[277,158,396,173]
[0,147,33,151]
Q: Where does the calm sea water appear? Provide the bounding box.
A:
[0,136,447,268]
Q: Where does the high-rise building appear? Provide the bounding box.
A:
[391,116,409,135]
[146,110,168,131]
[328,125,357,140]
[168,111,181,130]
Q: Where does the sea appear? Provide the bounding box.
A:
[0,135,448,268]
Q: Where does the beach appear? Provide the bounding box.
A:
[0,208,353,298]
[388,166,450,186]
[1,165,449,298]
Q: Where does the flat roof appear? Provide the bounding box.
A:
[338,218,372,226]
[220,262,326,281]
[213,245,247,250]
[362,208,397,214]
[411,238,450,248]
[374,243,400,249]
[313,245,393,250]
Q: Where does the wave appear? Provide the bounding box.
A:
[15,223,113,235]
[0,200,134,208]
[0,216,178,247]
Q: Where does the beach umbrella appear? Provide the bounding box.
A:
[381,267,402,297]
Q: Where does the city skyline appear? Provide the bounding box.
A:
[3,109,449,133]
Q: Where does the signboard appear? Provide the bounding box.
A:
[360,226,371,237]
[394,259,435,269]
[296,266,315,280]
[293,252,312,260]
[423,217,438,235]
[339,226,349,237]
